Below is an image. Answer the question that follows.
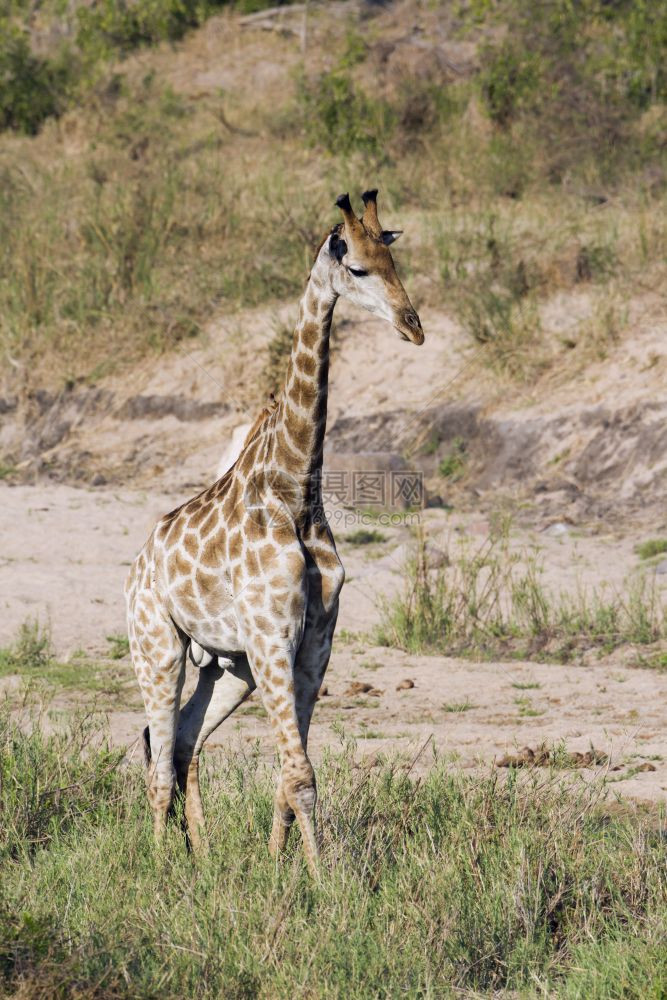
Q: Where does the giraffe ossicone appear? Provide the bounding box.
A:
[125,190,424,875]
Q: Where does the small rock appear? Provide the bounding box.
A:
[655,560,667,575]
[91,473,106,486]
[544,522,569,538]
[636,762,657,773]
[345,681,374,696]
[317,685,329,699]
[496,744,607,769]
[425,542,449,569]
[368,688,384,697]
[425,494,451,509]
[396,678,415,691]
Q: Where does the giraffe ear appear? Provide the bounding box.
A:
[381,230,402,246]
[329,231,348,263]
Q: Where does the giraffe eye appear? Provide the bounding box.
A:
[348,266,368,278]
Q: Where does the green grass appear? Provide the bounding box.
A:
[0,715,665,998]
[377,529,667,661]
[0,620,132,696]
[514,696,543,718]
[636,538,667,560]
[442,700,476,713]
[0,618,53,672]
[343,529,387,546]
[107,633,130,660]
[437,437,467,480]
[635,650,667,672]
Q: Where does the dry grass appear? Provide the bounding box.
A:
[0,1,665,397]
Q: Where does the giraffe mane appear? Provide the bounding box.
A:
[241,395,279,450]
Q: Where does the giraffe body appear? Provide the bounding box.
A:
[126,191,423,873]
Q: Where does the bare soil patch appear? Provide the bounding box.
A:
[2,481,665,804]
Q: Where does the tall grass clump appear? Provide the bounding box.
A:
[0,618,53,673]
[0,714,665,997]
[377,528,667,660]
[0,711,124,864]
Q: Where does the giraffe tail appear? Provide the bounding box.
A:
[142,725,151,768]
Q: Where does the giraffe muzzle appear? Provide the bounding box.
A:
[397,309,424,345]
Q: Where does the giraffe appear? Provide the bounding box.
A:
[125,190,424,875]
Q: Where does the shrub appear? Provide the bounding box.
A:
[636,538,667,561]
[75,0,200,62]
[437,437,467,480]
[0,24,73,134]
[296,40,394,159]
[344,529,387,545]
[479,41,541,126]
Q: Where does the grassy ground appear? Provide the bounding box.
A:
[0,713,665,999]
[0,621,135,701]
[0,1,665,394]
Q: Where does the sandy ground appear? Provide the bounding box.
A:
[2,481,665,804]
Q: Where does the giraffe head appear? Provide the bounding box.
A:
[327,190,424,345]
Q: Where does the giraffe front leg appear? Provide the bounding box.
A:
[267,605,339,859]
[174,655,256,854]
[242,633,320,875]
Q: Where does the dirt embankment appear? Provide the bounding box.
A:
[2,293,665,528]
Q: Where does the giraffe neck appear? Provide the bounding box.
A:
[269,249,337,493]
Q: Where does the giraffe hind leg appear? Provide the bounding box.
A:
[130,609,187,843]
[267,606,339,861]
[174,655,256,854]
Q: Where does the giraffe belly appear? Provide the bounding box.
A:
[182,613,245,659]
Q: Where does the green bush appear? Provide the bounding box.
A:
[75,0,200,62]
[606,0,667,108]
[297,66,394,158]
[0,2,300,135]
[0,24,73,134]
[469,0,667,182]
[479,42,541,126]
